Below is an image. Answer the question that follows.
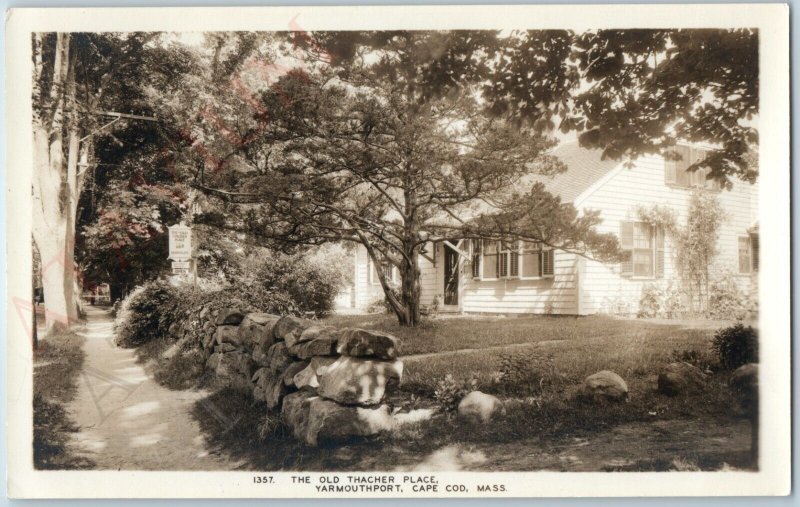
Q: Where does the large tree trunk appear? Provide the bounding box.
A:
[31,33,80,335]
[396,249,421,327]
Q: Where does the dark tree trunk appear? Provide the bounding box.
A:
[396,249,421,327]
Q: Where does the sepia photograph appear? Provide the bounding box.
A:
[5,4,790,499]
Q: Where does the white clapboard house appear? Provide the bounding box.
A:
[346,141,758,315]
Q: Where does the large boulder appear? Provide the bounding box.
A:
[457,391,505,422]
[281,391,393,446]
[293,356,338,389]
[273,316,313,348]
[575,370,628,403]
[252,368,286,409]
[730,363,759,411]
[336,328,400,359]
[215,325,242,347]
[215,308,245,326]
[237,313,280,352]
[657,362,707,396]
[290,326,339,359]
[317,356,403,405]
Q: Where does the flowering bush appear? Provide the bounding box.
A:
[708,271,757,320]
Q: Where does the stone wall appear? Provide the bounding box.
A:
[200,308,415,446]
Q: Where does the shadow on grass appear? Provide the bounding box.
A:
[33,330,95,470]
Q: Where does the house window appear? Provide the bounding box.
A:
[620,222,664,278]
[739,235,758,274]
[369,259,398,285]
[665,145,721,190]
[473,240,554,280]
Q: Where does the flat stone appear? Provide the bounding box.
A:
[215,308,245,326]
[283,360,310,387]
[336,328,400,359]
[293,356,338,389]
[265,342,293,374]
[317,356,403,405]
[273,316,314,348]
[237,313,280,352]
[215,325,241,347]
[291,336,338,359]
[216,342,238,353]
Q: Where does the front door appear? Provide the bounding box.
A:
[443,246,459,306]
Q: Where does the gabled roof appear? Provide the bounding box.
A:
[531,141,623,203]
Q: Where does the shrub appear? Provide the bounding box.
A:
[114,279,300,349]
[638,283,687,319]
[433,374,478,412]
[711,324,758,370]
[494,350,559,396]
[114,281,178,347]
[708,271,756,320]
[254,252,346,316]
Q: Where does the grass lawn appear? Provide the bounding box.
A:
[192,313,754,471]
[33,328,95,469]
[323,313,724,356]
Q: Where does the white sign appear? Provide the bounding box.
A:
[168,224,192,260]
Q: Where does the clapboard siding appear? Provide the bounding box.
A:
[350,149,756,316]
[577,153,758,315]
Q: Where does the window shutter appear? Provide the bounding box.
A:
[620,221,634,276]
[471,240,481,279]
[665,159,677,185]
[542,249,554,277]
[510,250,519,277]
[738,236,752,274]
[655,227,665,278]
[751,235,759,272]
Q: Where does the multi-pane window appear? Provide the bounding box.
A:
[738,235,758,274]
[369,259,398,285]
[665,145,721,190]
[471,240,554,280]
[620,222,664,278]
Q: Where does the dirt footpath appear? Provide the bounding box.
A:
[67,307,239,470]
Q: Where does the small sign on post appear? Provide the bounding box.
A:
[168,223,192,260]
[168,223,196,284]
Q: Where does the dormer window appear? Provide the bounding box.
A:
[665,145,721,190]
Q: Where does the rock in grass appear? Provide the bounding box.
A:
[457,391,505,422]
[657,362,706,396]
[575,370,628,403]
[281,390,394,446]
[336,328,400,359]
[730,363,758,411]
[215,308,245,326]
[317,356,403,405]
[237,313,280,352]
[272,316,314,348]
